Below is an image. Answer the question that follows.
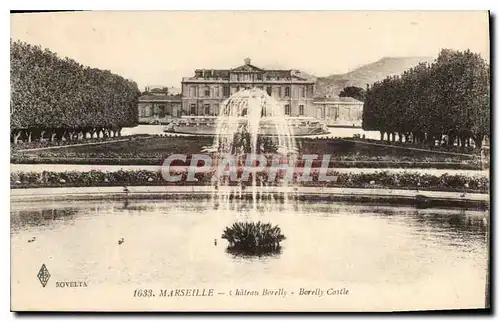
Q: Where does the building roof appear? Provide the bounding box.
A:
[193,69,230,79]
[139,94,182,102]
[231,63,265,73]
[184,58,313,82]
[144,86,181,95]
[150,88,167,93]
[313,96,363,103]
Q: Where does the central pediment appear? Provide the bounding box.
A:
[231,64,264,73]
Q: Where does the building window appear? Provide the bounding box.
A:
[204,87,210,97]
[223,85,230,97]
[189,86,196,97]
[285,104,291,116]
[204,104,210,115]
[190,104,196,115]
[299,105,304,116]
[277,87,282,98]
[285,86,291,97]
[166,105,173,116]
[213,104,219,116]
[256,73,262,81]
[266,86,272,96]
[153,105,160,117]
[300,87,306,98]
[316,107,323,119]
[158,104,166,118]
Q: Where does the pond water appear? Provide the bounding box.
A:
[11,199,488,311]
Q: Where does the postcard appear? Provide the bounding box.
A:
[10,10,490,312]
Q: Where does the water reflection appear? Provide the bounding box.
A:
[118,199,160,213]
[10,197,488,300]
[226,247,283,259]
[11,199,488,242]
[414,211,487,234]
[11,208,80,232]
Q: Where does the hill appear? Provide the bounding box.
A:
[314,56,434,97]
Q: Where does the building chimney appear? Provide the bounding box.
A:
[366,83,370,91]
[244,58,251,65]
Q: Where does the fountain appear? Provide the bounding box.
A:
[209,88,298,255]
[210,88,298,202]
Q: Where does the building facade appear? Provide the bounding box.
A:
[138,93,182,124]
[181,58,316,117]
[137,60,366,128]
[312,96,364,127]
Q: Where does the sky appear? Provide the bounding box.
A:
[10,11,490,90]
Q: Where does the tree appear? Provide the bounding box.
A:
[362,48,490,149]
[10,40,141,143]
[339,86,366,102]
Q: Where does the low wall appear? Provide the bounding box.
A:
[10,186,489,210]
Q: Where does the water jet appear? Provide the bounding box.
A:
[210,88,295,254]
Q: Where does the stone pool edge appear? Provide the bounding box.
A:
[10,186,489,210]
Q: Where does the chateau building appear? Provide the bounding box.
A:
[137,59,365,127]
[181,58,316,117]
[312,96,364,127]
[138,93,182,123]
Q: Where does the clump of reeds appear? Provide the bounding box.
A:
[221,221,285,255]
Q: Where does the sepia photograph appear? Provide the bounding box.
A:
[9,10,491,312]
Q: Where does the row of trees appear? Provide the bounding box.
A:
[11,40,141,143]
[362,49,490,148]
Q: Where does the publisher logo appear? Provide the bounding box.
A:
[37,264,50,287]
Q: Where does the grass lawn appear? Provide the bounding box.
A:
[11,136,484,168]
